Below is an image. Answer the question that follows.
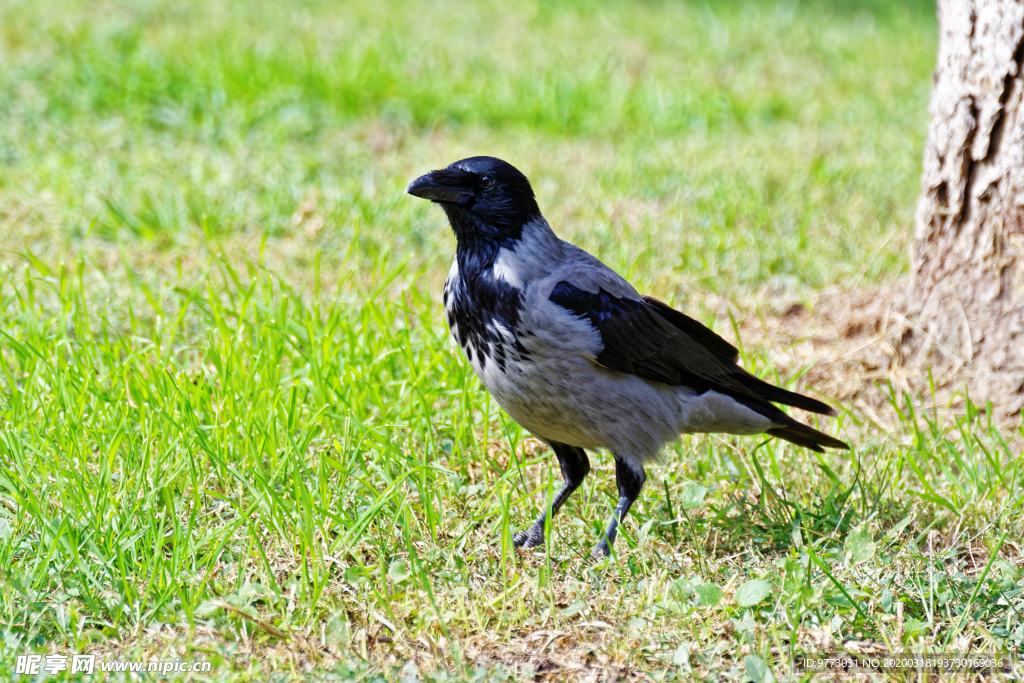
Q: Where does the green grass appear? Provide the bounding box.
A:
[1,0,1022,680]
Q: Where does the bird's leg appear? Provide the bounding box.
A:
[593,455,646,557]
[513,442,590,549]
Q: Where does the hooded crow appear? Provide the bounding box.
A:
[408,156,848,556]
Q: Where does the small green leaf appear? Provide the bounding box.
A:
[388,559,412,583]
[673,642,691,667]
[678,482,708,509]
[904,617,927,634]
[324,615,348,648]
[735,579,772,607]
[627,616,647,630]
[345,566,368,584]
[194,601,219,618]
[744,654,767,683]
[880,587,893,612]
[845,527,876,563]
[561,599,588,617]
[694,583,723,607]
[885,514,913,540]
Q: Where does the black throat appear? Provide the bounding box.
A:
[442,205,527,274]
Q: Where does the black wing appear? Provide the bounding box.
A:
[549,281,847,450]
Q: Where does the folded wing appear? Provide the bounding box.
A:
[548,278,847,451]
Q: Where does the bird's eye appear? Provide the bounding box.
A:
[479,176,495,189]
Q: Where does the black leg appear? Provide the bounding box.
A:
[513,441,590,549]
[593,455,646,557]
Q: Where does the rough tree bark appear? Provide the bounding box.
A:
[911,0,1024,416]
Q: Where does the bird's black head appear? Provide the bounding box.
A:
[406,156,541,251]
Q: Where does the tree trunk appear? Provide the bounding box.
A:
[912,0,1024,416]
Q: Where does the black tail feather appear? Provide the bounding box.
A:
[767,421,849,452]
[738,371,836,416]
[726,375,848,451]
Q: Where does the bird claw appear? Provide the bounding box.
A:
[512,525,545,549]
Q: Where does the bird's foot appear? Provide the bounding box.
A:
[512,524,546,549]
[590,540,611,558]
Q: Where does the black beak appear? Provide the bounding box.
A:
[406,171,472,204]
